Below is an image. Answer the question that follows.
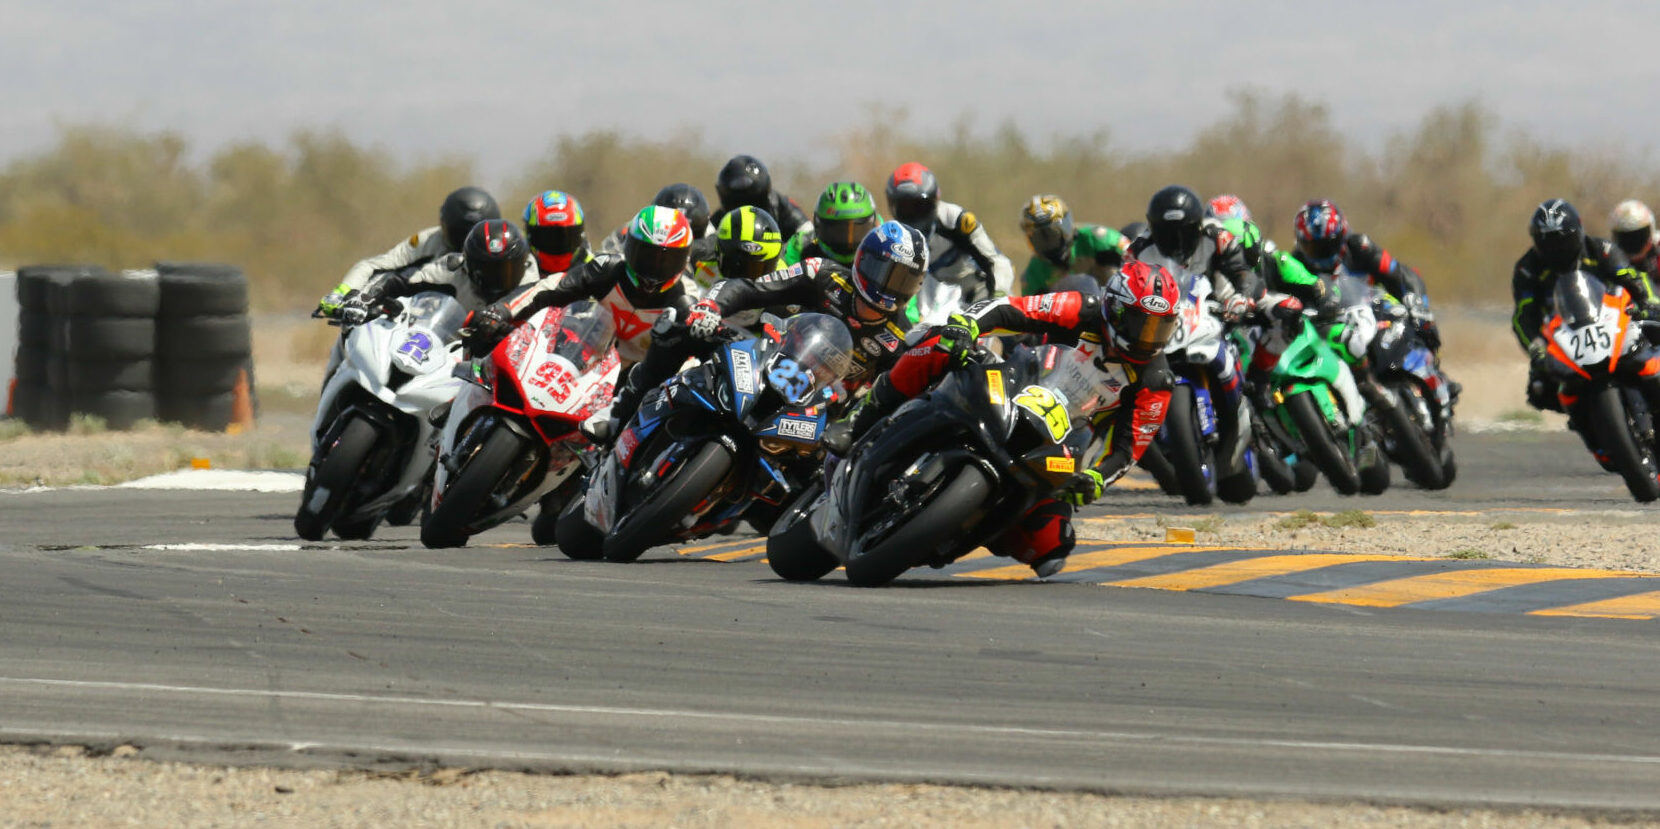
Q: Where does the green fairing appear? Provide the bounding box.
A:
[1268,316,1362,451]
[1265,248,1320,290]
[1021,223,1125,294]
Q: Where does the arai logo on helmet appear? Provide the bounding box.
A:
[1139,294,1172,314]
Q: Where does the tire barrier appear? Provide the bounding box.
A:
[6,262,254,432]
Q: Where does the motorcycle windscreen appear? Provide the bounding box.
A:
[1551,269,1606,330]
[765,313,856,406]
[546,300,616,373]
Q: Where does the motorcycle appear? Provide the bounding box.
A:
[559,313,856,563]
[1538,269,1660,502]
[420,300,620,548]
[767,343,1119,587]
[1367,290,1456,489]
[1231,325,1319,495]
[1266,288,1389,495]
[1154,270,1255,505]
[295,291,466,541]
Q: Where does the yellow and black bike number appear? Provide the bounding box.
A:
[1012,386,1070,442]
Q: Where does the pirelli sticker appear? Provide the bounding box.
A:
[1046,456,1076,473]
[986,370,1006,405]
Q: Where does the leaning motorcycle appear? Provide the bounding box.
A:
[767,343,1118,587]
[1367,290,1456,489]
[420,300,620,548]
[295,292,466,541]
[1265,296,1389,496]
[1154,269,1254,505]
[1538,269,1660,502]
[559,313,855,563]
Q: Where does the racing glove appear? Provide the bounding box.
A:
[463,304,513,353]
[1059,469,1107,507]
[337,296,371,326]
[932,313,980,367]
[1526,336,1550,368]
[686,299,723,341]
[317,284,358,318]
[1219,294,1252,323]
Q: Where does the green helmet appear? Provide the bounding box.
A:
[812,181,880,260]
[716,205,783,280]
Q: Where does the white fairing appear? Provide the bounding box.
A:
[1160,268,1224,363]
[1552,303,1622,367]
[905,275,965,342]
[310,292,466,517]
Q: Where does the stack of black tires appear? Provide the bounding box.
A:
[155,263,253,431]
[10,262,252,431]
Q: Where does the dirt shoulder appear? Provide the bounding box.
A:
[0,745,1637,829]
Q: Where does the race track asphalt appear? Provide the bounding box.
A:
[2,430,1659,811]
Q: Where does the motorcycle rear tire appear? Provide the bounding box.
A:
[1255,436,1298,495]
[1384,382,1447,490]
[846,464,990,588]
[766,484,836,582]
[331,511,381,540]
[603,441,733,563]
[1584,386,1660,503]
[553,495,606,560]
[1283,390,1360,495]
[294,417,378,541]
[1163,384,1215,506]
[421,427,528,548]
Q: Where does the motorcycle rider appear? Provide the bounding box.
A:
[885,162,1015,304]
[597,184,718,285]
[522,190,592,275]
[1610,200,1660,286]
[691,205,785,332]
[1513,198,1660,413]
[465,205,701,366]
[782,181,882,267]
[1018,195,1129,295]
[1289,199,1443,349]
[1206,194,1321,402]
[832,259,1182,577]
[317,186,500,317]
[1127,185,1260,480]
[710,155,810,239]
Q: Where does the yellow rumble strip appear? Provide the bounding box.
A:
[1528,590,1660,620]
[1287,567,1660,609]
[1104,553,1440,591]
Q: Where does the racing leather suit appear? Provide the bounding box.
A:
[496,253,702,365]
[915,200,1016,304]
[857,290,1172,569]
[334,226,454,296]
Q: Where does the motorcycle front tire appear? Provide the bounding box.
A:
[295,416,378,541]
[1283,390,1361,495]
[765,483,837,582]
[602,441,734,562]
[1163,384,1215,507]
[1584,385,1660,503]
[846,464,990,588]
[420,427,528,549]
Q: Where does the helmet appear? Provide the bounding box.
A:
[1120,220,1148,240]
[1103,259,1181,365]
[1530,199,1584,272]
[851,220,929,314]
[1208,194,1252,222]
[462,219,529,302]
[885,162,940,235]
[716,206,783,281]
[440,186,502,252]
[653,183,711,238]
[1019,195,1075,263]
[812,181,880,261]
[521,190,587,274]
[715,155,772,212]
[1146,185,1206,260]
[1293,199,1349,270]
[1610,199,1656,260]
[622,205,694,291]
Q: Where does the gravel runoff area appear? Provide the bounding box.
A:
[2,745,1649,829]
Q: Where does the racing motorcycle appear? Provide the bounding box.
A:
[902,274,965,342]
[1538,269,1660,502]
[1153,270,1254,505]
[1368,290,1456,489]
[295,292,466,541]
[557,313,855,563]
[1231,327,1318,495]
[767,343,1119,587]
[419,300,620,548]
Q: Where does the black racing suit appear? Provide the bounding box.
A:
[610,258,912,425]
[711,191,811,240]
[1512,236,1658,412]
[492,253,701,368]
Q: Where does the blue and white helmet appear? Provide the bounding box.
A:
[850,220,928,313]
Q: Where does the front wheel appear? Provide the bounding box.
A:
[1162,384,1215,506]
[1282,389,1360,495]
[1583,386,1660,503]
[603,441,734,562]
[420,427,529,549]
[846,464,990,587]
[766,484,836,582]
[1383,383,1447,490]
[295,417,378,541]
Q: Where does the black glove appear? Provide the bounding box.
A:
[463,304,513,353]
[337,296,371,326]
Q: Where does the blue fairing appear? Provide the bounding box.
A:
[754,406,829,447]
[722,339,764,419]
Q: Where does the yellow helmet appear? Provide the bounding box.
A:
[1020,195,1074,258]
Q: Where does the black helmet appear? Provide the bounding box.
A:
[715,155,772,212]
[1120,220,1149,240]
[1530,198,1584,272]
[440,186,501,252]
[462,219,529,302]
[653,183,712,239]
[1146,185,1205,260]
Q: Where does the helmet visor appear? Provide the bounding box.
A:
[1026,222,1070,259]
[718,247,775,281]
[527,224,584,257]
[891,196,937,232]
[624,236,691,290]
[468,257,527,301]
[1114,307,1180,363]
[854,254,925,312]
[1151,222,1201,259]
[1614,227,1653,259]
[1535,231,1582,271]
[1297,235,1344,268]
[815,214,878,258]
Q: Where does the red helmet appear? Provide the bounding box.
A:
[1208,194,1251,222]
[522,190,587,274]
[1103,259,1180,364]
[885,162,940,233]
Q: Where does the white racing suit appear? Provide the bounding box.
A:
[917,200,1015,305]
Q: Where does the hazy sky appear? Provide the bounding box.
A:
[4,1,1657,179]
